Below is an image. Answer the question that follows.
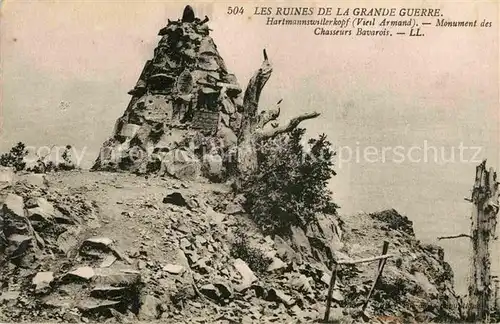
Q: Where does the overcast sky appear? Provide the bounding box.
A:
[1,1,498,293]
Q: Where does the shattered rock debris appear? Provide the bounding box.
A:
[0,169,462,323]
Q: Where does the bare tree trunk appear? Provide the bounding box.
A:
[467,160,499,322]
[236,49,320,176]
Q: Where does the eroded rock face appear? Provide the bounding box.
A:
[339,209,463,322]
[92,7,244,181]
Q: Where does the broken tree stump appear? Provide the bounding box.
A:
[467,160,499,322]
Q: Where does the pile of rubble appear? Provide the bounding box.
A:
[93,5,245,181]
[0,168,463,323]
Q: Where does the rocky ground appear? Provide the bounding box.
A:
[0,168,463,323]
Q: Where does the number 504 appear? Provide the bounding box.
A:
[227,6,244,15]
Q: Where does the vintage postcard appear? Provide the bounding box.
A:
[0,1,498,323]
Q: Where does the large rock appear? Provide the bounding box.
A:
[57,226,82,255]
[32,271,54,293]
[160,149,201,181]
[233,258,257,290]
[289,226,311,256]
[26,198,56,230]
[1,194,29,238]
[274,235,301,263]
[267,288,295,307]
[93,268,141,287]
[306,213,343,265]
[63,266,95,282]
[138,294,161,320]
[80,236,114,257]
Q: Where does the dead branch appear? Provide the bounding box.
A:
[255,105,281,129]
[437,234,472,240]
[199,15,209,25]
[242,49,273,120]
[257,111,320,140]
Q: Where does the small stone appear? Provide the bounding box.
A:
[200,284,219,299]
[268,288,295,307]
[267,257,287,272]
[179,238,191,249]
[0,291,20,302]
[163,264,185,274]
[64,266,95,281]
[224,202,243,215]
[321,272,331,286]
[77,298,120,312]
[186,251,199,264]
[112,246,132,264]
[63,311,81,323]
[332,289,344,302]
[290,274,313,294]
[195,235,207,245]
[175,223,191,234]
[32,271,54,292]
[137,260,147,270]
[214,282,233,299]
[163,192,188,207]
[193,257,210,274]
[206,207,225,224]
[80,237,113,256]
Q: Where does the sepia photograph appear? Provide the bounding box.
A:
[0,1,498,323]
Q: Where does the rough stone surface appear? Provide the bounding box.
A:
[138,294,161,320]
[92,8,244,182]
[32,271,54,293]
[163,264,184,274]
[64,266,95,281]
[233,258,257,289]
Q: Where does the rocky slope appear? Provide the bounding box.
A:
[0,168,462,323]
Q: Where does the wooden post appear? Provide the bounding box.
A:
[467,160,499,322]
[323,261,338,322]
[362,241,390,312]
